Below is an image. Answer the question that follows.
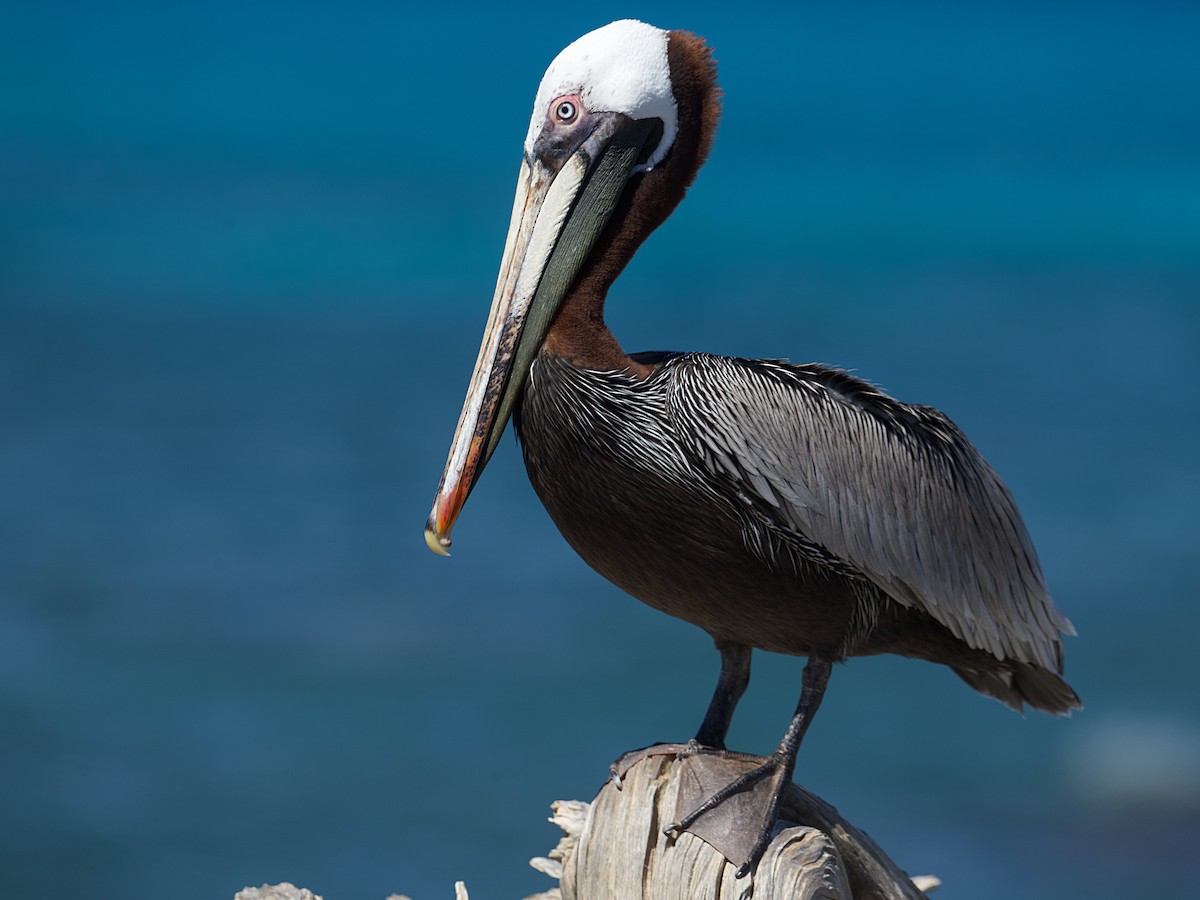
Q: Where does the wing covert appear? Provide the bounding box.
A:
[665,353,1073,671]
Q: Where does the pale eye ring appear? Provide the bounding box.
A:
[553,98,578,123]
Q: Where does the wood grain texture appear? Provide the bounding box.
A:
[528,754,937,900]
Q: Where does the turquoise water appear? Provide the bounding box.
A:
[2,2,1198,897]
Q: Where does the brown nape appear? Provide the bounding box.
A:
[542,31,722,376]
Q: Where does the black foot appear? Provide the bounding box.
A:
[609,742,699,788]
[636,655,833,878]
[611,739,766,788]
[675,742,765,765]
[663,750,795,877]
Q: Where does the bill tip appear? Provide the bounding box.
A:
[424,521,452,557]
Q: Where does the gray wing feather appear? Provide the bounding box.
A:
[667,354,1074,671]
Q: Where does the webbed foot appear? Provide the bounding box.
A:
[609,742,701,788]
[664,751,793,876]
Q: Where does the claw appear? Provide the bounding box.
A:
[609,742,697,787]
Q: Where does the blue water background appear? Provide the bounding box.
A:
[3,1,1198,897]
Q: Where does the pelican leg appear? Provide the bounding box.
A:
[667,654,834,877]
[693,639,752,749]
[612,640,754,785]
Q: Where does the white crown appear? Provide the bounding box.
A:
[525,20,678,170]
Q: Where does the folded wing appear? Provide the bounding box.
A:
[666,353,1074,672]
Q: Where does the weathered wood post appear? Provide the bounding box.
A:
[528,754,938,900]
[235,755,941,899]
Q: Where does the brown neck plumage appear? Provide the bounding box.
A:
[542,30,721,378]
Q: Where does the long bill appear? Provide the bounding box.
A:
[424,117,659,555]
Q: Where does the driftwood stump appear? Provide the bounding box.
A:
[529,754,938,900]
[234,754,940,899]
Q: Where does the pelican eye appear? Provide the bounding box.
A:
[552,98,578,124]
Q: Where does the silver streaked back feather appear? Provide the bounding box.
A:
[666,353,1075,671]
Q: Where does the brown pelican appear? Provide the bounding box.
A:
[425,19,1079,876]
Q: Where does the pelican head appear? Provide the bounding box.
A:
[425,20,717,555]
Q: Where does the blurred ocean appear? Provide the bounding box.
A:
[2,1,1198,898]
